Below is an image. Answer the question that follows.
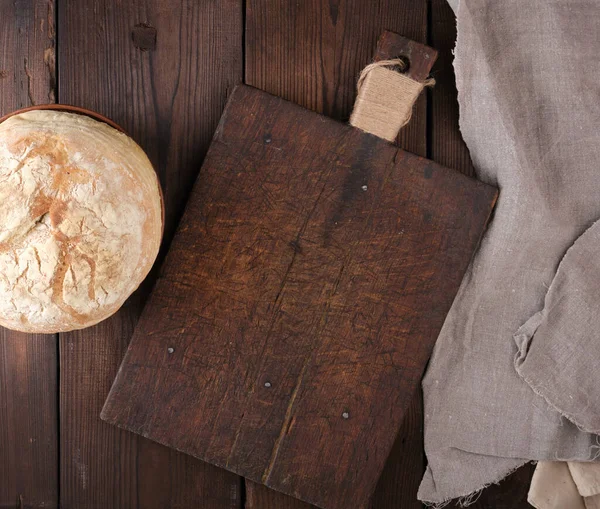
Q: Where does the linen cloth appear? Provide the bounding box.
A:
[569,463,600,498]
[528,462,586,509]
[418,0,600,504]
[529,462,600,509]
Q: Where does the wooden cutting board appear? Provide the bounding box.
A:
[102,37,497,509]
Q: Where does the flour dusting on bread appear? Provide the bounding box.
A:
[0,110,162,333]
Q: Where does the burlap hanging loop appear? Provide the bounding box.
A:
[349,58,434,142]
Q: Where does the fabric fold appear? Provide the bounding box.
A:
[569,462,600,498]
[515,219,600,434]
[529,462,600,509]
[528,462,586,509]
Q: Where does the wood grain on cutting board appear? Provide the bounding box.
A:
[57,1,243,507]
[245,2,429,507]
[102,83,496,509]
[0,1,58,508]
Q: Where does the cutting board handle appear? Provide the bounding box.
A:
[349,32,438,142]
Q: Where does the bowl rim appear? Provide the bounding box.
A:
[0,104,126,132]
[0,104,165,238]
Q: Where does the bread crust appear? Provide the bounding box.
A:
[0,110,163,333]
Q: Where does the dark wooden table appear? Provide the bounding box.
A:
[0,1,534,508]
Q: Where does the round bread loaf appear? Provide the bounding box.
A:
[0,110,163,333]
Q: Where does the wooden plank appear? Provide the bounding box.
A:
[245,3,429,507]
[102,84,497,509]
[428,1,534,507]
[0,332,58,509]
[0,1,58,508]
[57,0,243,507]
[429,0,475,176]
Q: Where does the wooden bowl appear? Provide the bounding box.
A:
[0,104,165,237]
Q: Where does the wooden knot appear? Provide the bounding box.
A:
[132,23,157,52]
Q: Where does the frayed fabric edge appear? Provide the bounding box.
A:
[514,326,600,437]
[514,356,600,439]
[420,460,530,508]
